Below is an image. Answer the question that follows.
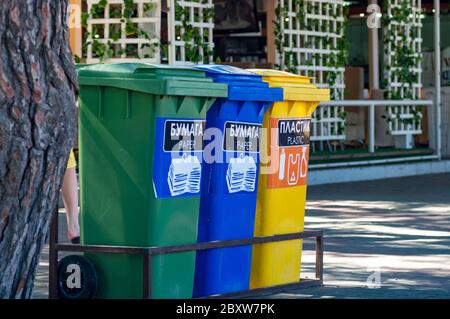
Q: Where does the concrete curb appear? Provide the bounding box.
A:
[308,159,450,185]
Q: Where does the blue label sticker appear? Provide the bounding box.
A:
[223,121,261,194]
[202,119,261,195]
[223,121,262,153]
[153,118,205,198]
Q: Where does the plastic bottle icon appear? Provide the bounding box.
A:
[300,147,308,178]
[278,148,286,181]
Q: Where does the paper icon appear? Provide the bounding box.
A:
[226,154,257,193]
[167,153,201,196]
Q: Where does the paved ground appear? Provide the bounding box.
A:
[33,173,450,299]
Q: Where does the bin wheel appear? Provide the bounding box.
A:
[57,255,98,299]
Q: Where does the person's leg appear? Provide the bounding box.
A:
[61,167,80,241]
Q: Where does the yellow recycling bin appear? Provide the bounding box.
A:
[248,69,330,288]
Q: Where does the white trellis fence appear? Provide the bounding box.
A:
[167,0,215,65]
[86,0,161,63]
[384,0,423,143]
[275,0,347,144]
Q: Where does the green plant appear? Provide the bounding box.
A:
[80,0,157,62]
[273,2,288,68]
[273,0,349,138]
[383,0,423,128]
[274,1,348,101]
[326,4,349,100]
[174,1,214,64]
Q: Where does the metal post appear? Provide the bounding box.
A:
[434,0,442,160]
[368,0,380,91]
[48,207,59,299]
[369,103,375,153]
[367,1,379,155]
[167,0,176,64]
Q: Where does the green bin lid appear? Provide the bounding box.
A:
[75,63,95,69]
[77,63,228,98]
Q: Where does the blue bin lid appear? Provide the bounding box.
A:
[194,64,283,102]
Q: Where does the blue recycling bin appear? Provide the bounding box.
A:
[193,65,283,297]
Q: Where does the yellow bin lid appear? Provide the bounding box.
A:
[248,69,330,102]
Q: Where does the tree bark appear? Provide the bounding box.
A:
[0,0,78,298]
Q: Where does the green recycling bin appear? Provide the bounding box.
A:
[77,63,227,298]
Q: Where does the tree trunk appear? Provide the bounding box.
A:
[0,0,78,298]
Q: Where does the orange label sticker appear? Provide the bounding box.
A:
[267,118,310,188]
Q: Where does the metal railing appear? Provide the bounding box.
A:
[310,99,436,169]
[49,209,324,299]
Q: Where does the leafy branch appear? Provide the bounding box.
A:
[174,0,214,64]
[383,0,423,127]
[274,1,348,101]
[79,0,157,62]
